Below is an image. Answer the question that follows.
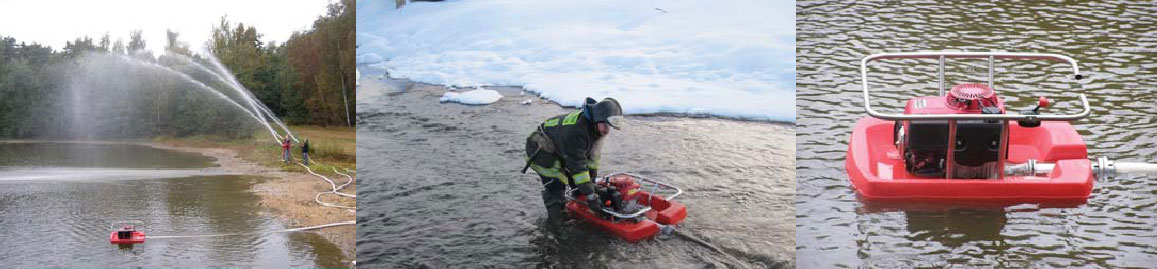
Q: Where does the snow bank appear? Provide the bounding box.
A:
[439,87,503,105]
[357,0,795,121]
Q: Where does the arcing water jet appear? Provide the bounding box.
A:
[164,53,295,143]
[105,53,288,144]
[83,51,293,144]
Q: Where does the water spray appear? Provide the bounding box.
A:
[109,54,284,144]
[201,53,299,143]
[166,53,290,142]
[163,52,298,144]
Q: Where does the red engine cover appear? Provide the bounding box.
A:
[607,174,642,202]
[904,83,1004,115]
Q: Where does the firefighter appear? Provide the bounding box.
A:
[524,97,624,221]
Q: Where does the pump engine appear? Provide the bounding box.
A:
[594,174,645,213]
[896,83,1006,179]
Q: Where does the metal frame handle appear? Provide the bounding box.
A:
[861,51,1089,121]
[591,172,683,220]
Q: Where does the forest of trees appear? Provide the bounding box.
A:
[0,0,353,139]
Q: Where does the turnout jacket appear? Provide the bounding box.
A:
[526,110,604,186]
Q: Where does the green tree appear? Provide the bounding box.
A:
[112,38,125,54]
[128,30,146,53]
[99,33,111,51]
[165,30,191,56]
[63,36,98,58]
[285,0,354,126]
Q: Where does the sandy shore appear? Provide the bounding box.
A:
[0,140,357,266]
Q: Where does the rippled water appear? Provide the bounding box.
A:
[356,68,795,268]
[0,142,214,168]
[0,142,344,267]
[796,1,1157,268]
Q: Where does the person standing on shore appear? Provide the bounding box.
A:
[523,97,624,222]
[282,137,293,164]
[302,139,311,166]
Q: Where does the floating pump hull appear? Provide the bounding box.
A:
[566,191,687,242]
[846,117,1094,201]
[109,231,146,244]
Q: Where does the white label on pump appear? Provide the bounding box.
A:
[878,163,893,180]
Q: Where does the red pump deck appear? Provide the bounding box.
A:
[846,117,1094,201]
[564,173,686,242]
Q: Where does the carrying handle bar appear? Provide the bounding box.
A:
[861,52,1089,121]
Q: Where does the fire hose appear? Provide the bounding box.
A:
[1005,156,1157,179]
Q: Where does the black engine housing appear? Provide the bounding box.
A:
[903,120,1003,179]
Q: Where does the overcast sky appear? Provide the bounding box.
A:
[0,0,332,53]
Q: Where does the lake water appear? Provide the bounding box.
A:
[0,142,346,267]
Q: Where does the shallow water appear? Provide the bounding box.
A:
[0,142,344,267]
[356,69,796,268]
[796,1,1157,268]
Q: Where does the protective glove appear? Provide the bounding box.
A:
[587,193,606,218]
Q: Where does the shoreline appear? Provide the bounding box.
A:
[0,139,356,267]
[360,69,797,125]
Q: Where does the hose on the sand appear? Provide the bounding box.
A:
[284,148,356,209]
[298,162,356,211]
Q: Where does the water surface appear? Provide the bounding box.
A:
[0,142,345,267]
[0,142,214,168]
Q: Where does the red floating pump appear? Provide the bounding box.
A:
[848,52,1095,203]
[110,225,146,244]
[564,173,686,242]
